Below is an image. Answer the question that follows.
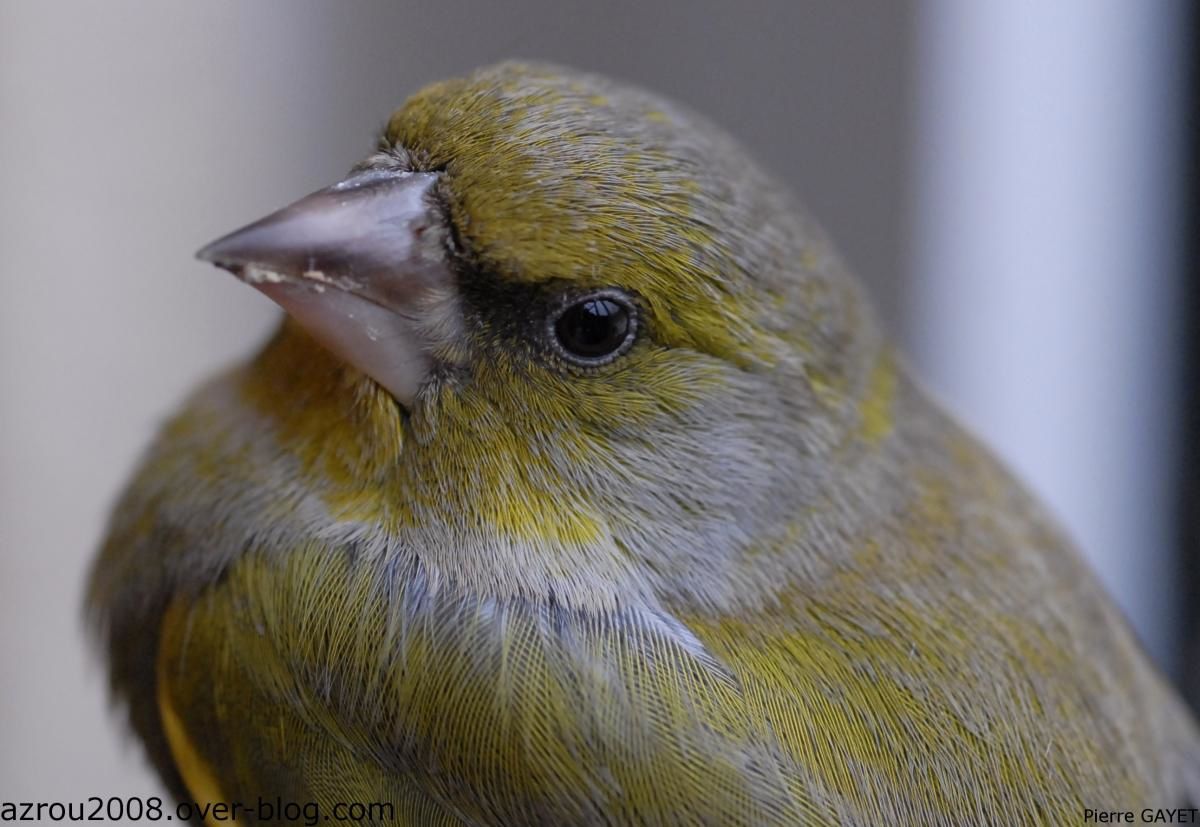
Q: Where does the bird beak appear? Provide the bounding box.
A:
[196,169,452,408]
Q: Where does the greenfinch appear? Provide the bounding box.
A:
[88,62,1199,825]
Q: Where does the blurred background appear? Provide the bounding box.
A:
[1,0,1194,799]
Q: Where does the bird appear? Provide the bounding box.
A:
[87,61,1200,825]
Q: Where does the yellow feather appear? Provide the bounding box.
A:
[158,599,242,827]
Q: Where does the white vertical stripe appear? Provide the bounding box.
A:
[910,0,1186,667]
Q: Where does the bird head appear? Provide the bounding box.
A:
[197,62,889,611]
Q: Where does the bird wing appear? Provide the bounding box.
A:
[152,544,845,826]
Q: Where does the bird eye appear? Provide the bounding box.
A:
[551,290,637,365]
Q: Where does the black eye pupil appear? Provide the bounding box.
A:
[555,297,631,360]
